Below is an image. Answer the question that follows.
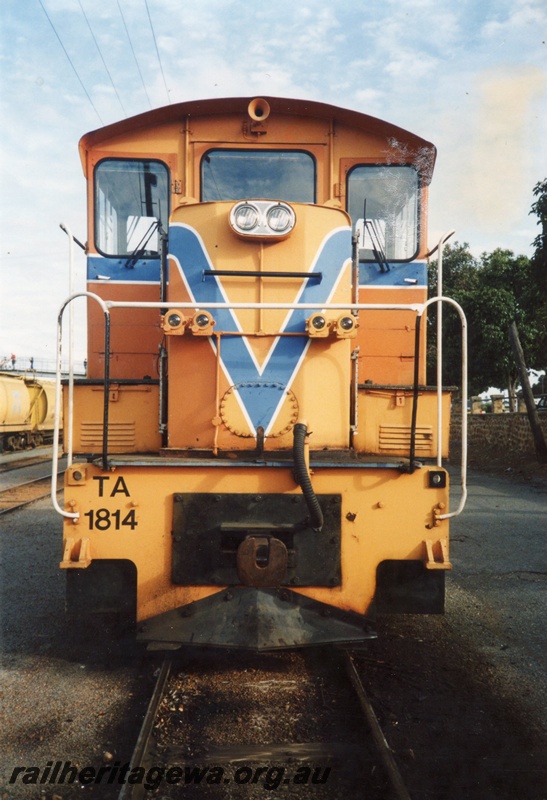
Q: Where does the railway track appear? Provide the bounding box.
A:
[119,648,412,800]
[0,475,57,514]
[0,450,53,474]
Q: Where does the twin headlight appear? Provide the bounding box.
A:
[306,312,358,339]
[230,200,296,238]
[162,310,215,336]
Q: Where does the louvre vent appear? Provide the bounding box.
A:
[80,421,136,450]
[378,424,433,453]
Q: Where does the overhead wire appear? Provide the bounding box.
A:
[77,0,127,117]
[39,0,170,124]
[37,0,104,125]
[144,0,171,104]
[116,0,153,110]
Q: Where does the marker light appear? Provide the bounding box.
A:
[339,316,354,331]
[162,309,187,335]
[306,313,330,337]
[189,311,215,336]
[168,313,183,328]
[312,315,327,330]
[230,200,296,239]
[334,314,358,338]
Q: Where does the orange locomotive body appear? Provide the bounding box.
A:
[57,97,461,649]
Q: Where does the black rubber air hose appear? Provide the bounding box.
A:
[293,422,324,532]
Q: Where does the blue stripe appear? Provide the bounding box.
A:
[87,255,161,282]
[359,261,427,286]
[169,223,351,433]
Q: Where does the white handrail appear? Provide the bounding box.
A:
[419,295,468,519]
[105,299,424,311]
[435,230,456,468]
[51,289,467,520]
[51,291,109,521]
[62,225,76,467]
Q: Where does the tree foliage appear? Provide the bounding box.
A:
[427,242,543,399]
[426,182,546,402]
[530,178,547,260]
[529,179,547,357]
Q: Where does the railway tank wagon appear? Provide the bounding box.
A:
[56,97,466,649]
[1,372,57,451]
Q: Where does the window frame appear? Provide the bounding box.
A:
[345,161,422,263]
[93,157,170,258]
[199,147,317,204]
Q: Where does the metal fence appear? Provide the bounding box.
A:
[0,354,86,378]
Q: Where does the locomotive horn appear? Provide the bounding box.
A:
[248,98,271,121]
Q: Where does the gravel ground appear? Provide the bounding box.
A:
[0,499,148,800]
[355,464,547,800]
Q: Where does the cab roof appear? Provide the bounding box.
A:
[79,95,436,184]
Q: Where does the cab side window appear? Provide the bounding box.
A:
[95,159,169,257]
[347,165,419,261]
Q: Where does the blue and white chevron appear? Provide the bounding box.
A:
[169,223,351,435]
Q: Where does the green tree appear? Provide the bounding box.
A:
[530,178,547,268]
[427,243,540,401]
[529,179,547,364]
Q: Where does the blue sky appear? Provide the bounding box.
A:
[1,0,546,362]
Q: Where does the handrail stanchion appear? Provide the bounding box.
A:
[60,224,76,467]
[51,301,78,520]
[435,230,455,467]
[102,311,111,470]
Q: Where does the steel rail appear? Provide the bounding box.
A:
[118,656,172,800]
[344,649,413,800]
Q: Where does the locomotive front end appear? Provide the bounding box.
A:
[57,97,464,650]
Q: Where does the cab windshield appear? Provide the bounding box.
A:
[201,150,315,203]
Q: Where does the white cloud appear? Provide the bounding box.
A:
[481,0,547,38]
[384,51,440,81]
[1,0,546,360]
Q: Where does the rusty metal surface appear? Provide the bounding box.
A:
[171,492,341,587]
[137,587,375,651]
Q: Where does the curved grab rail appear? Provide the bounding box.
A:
[418,295,468,520]
[51,291,110,521]
[51,288,467,520]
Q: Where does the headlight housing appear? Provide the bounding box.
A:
[229,200,296,239]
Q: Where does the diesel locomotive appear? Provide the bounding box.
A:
[53,97,466,649]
